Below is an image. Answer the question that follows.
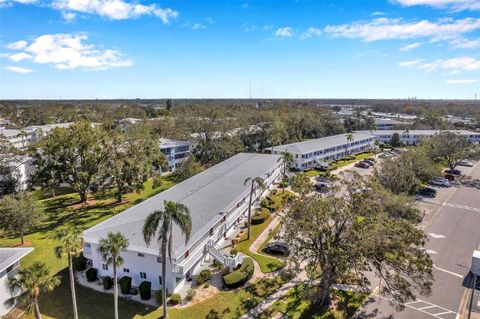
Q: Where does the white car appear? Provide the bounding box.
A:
[429,177,451,187]
[458,160,473,167]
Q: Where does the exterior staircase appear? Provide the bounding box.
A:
[206,240,243,271]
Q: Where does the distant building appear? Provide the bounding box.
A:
[83,153,282,293]
[159,138,191,171]
[374,118,411,130]
[0,248,34,317]
[271,133,377,170]
[115,118,144,132]
[357,130,480,145]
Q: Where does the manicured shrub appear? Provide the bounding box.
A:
[152,176,163,189]
[73,253,87,271]
[212,260,223,270]
[155,290,163,305]
[170,293,182,305]
[119,276,132,294]
[186,288,196,301]
[86,268,98,282]
[139,281,151,300]
[251,209,270,225]
[196,269,211,285]
[222,258,254,288]
[260,198,269,208]
[102,276,113,290]
[230,248,238,256]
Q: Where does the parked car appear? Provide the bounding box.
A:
[354,162,370,169]
[429,177,451,187]
[262,242,290,256]
[458,160,473,167]
[444,173,455,181]
[361,159,375,166]
[416,187,437,198]
[315,182,330,193]
[444,169,461,175]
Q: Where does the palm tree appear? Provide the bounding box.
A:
[7,262,60,319]
[244,177,265,240]
[98,232,129,319]
[143,201,192,319]
[345,133,354,158]
[277,150,293,193]
[54,225,83,319]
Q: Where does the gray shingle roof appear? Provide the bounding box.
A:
[0,248,33,273]
[84,153,281,259]
[271,133,376,154]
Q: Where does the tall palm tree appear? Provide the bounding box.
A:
[143,201,192,319]
[244,177,265,239]
[54,225,83,319]
[345,133,354,157]
[7,262,60,319]
[277,150,293,194]
[98,232,129,319]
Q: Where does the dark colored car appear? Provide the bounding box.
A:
[262,242,290,256]
[444,173,455,181]
[355,162,369,169]
[361,159,375,166]
[315,182,330,193]
[416,187,437,198]
[444,169,461,175]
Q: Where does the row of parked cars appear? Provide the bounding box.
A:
[354,157,376,169]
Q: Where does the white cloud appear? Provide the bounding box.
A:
[392,0,480,11]
[6,66,32,73]
[300,27,322,40]
[192,23,206,30]
[8,52,32,62]
[399,56,480,73]
[51,0,178,22]
[372,11,386,16]
[5,40,28,50]
[0,0,37,6]
[446,79,479,84]
[3,33,133,71]
[274,27,294,37]
[450,37,480,48]
[400,42,423,51]
[325,17,480,43]
[62,11,76,22]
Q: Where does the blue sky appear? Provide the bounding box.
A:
[0,0,479,99]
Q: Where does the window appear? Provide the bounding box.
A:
[140,272,147,279]
[184,250,189,258]
[102,264,108,270]
[138,253,145,257]
[157,257,162,263]
[84,243,91,255]
[159,276,162,285]
[123,268,130,273]
[210,228,214,235]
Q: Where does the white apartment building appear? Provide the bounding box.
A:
[271,133,377,170]
[357,130,480,145]
[374,118,411,130]
[159,138,192,171]
[83,153,282,293]
[0,248,33,317]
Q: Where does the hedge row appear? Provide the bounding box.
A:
[222,257,254,288]
[251,208,270,225]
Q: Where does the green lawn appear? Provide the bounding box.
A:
[30,272,288,319]
[258,285,368,319]
[330,152,373,169]
[235,190,293,273]
[0,177,177,275]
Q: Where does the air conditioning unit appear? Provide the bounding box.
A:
[472,250,480,276]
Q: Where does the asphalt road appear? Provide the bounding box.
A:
[359,162,480,319]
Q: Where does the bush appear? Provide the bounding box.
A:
[212,260,223,270]
[139,281,152,300]
[203,282,210,288]
[186,288,196,301]
[152,176,163,189]
[251,208,270,225]
[102,276,113,290]
[170,293,182,305]
[222,258,254,288]
[73,253,87,271]
[119,276,132,294]
[196,269,211,285]
[155,290,163,305]
[230,248,238,256]
[86,268,98,282]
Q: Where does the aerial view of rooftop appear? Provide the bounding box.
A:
[1,1,480,319]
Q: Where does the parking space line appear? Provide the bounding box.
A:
[380,297,458,319]
[433,265,464,279]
